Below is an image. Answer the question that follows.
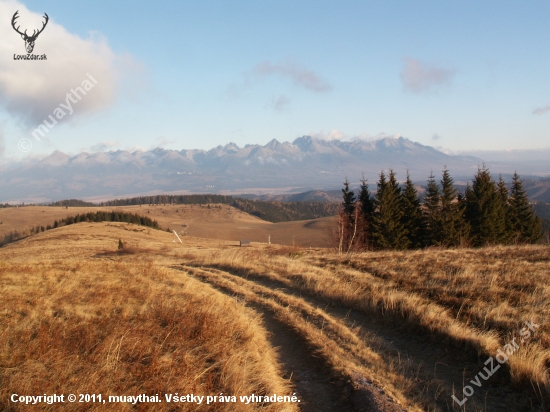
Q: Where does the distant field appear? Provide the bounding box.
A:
[0,204,335,248]
[1,219,549,411]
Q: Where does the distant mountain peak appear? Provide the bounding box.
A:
[32,150,70,168]
[2,135,488,203]
[218,142,240,154]
[292,135,324,151]
[264,138,282,149]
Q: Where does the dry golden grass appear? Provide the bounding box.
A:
[177,265,419,411]
[2,217,549,411]
[0,225,295,412]
[0,204,333,247]
[322,247,550,391]
[184,245,550,411]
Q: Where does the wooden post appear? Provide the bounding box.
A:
[173,230,183,244]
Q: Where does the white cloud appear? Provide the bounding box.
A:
[400,58,456,93]
[228,60,331,101]
[0,124,5,156]
[154,136,176,148]
[310,129,345,141]
[253,60,332,92]
[0,0,145,127]
[266,95,291,113]
[87,140,120,152]
[125,145,148,153]
[309,130,405,142]
[432,133,442,141]
[350,132,401,141]
[533,104,550,115]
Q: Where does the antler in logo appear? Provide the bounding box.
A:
[12,11,49,54]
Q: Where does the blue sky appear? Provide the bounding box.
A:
[1,0,550,160]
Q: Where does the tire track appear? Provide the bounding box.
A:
[246,304,354,412]
[170,264,410,412]
[181,262,547,412]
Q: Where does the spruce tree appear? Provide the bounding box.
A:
[509,172,542,243]
[423,172,442,246]
[342,178,356,217]
[456,191,470,245]
[357,175,375,249]
[371,171,387,249]
[465,166,503,247]
[439,168,466,247]
[372,170,409,249]
[338,178,357,252]
[401,171,424,248]
[496,176,512,244]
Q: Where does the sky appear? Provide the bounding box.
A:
[1,0,550,161]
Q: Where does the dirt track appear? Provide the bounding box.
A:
[168,260,547,412]
[2,219,547,411]
[171,264,407,412]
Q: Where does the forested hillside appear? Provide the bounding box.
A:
[534,202,550,238]
[49,199,96,207]
[1,211,160,247]
[98,195,339,223]
[336,167,544,252]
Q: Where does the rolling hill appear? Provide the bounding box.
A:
[0,204,335,248]
[1,217,548,411]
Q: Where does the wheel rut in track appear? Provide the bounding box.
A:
[170,264,407,412]
[182,263,545,412]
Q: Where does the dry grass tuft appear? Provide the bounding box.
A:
[96,246,154,255]
[184,244,550,410]
[0,255,294,411]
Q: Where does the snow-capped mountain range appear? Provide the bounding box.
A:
[1,136,484,203]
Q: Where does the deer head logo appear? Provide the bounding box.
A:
[11,11,49,54]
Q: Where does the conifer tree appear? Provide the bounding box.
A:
[457,191,470,245]
[496,176,512,244]
[401,171,424,248]
[372,170,409,249]
[439,168,466,246]
[357,175,375,249]
[423,172,442,246]
[371,171,387,248]
[342,178,356,217]
[337,179,357,253]
[508,172,542,243]
[465,166,503,246]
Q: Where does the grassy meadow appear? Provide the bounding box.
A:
[0,204,334,248]
[0,205,549,411]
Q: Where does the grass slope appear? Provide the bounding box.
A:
[1,218,549,411]
[0,204,334,248]
[0,224,294,412]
